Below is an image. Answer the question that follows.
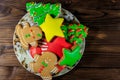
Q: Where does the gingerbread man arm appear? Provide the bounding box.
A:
[50,66,59,74]
[24,22,30,28]
[15,24,29,49]
[30,54,42,72]
[34,54,42,62]
[29,41,38,47]
[30,62,41,73]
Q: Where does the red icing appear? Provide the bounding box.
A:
[32,36,35,39]
[30,46,42,58]
[78,24,80,26]
[56,64,65,72]
[38,66,44,73]
[69,29,73,32]
[47,37,72,58]
[30,29,33,32]
[76,29,81,32]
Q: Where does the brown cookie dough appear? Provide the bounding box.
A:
[15,22,42,50]
[29,52,58,80]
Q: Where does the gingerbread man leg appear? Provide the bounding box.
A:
[41,69,52,80]
[29,54,42,72]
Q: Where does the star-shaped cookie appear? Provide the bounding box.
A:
[47,37,72,58]
[40,14,64,42]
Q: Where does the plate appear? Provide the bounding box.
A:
[13,8,85,77]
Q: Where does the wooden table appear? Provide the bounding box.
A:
[0,0,120,80]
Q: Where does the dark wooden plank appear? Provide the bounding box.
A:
[0,66,13,80]
[55,68,120,80]
[85,44,120,52]
[1,66,120,80]
[0,52,20,66]
[79,52,120,68]
[87,30,120,44]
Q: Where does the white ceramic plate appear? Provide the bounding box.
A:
[13,9,85,77]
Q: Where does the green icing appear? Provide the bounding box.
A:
[37,33,42,37]
[61,25,68,40]
[26,2,61,25]
[61,24,88,44]
[59,46,82,67]
[25,34,31,38]
[42,61,48,67]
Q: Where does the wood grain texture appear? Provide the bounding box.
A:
[0,0,120,80]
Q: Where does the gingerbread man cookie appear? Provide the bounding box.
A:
[15,22,42,50]
[29,52,58,80]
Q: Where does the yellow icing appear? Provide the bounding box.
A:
[40,14,64,42]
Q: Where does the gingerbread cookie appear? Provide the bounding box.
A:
[29,52,58,80]
[15,22,42,50]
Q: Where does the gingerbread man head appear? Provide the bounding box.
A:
[29,52,58,80]
[15,22,42,50]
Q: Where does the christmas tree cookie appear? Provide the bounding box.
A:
[26,2,61,25]
[61,24,88,44]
